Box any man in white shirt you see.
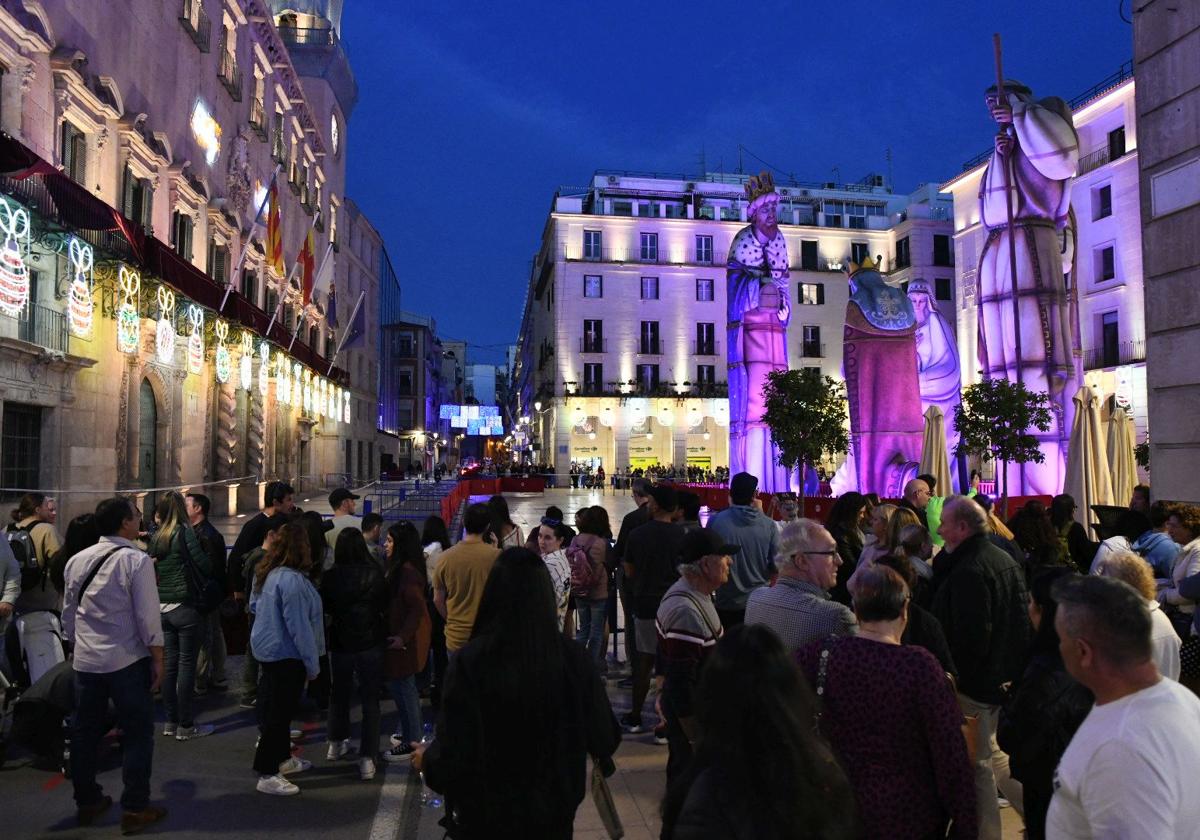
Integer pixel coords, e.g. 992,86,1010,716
325,487,362,552
1048,574,1200,839
62,496,167,834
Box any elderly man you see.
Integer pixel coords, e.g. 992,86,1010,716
656,528,736,782
1048,574,1200,838
899,477,932,530
933,495,1031,840
745,519,856,654
63,496,166,834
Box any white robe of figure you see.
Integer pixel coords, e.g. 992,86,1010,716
978,91,1079,496
911,291,962,479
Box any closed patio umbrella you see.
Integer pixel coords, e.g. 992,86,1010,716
919,405,953,498
1064,386,1114,530
1106,404,1136,508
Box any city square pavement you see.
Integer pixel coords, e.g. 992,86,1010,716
3,488,1018,838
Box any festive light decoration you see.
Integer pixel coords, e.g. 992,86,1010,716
258,341,270,397
275,352,291,405
239,332,253,391
214,321,231,384
658,406,675,427
0,196,31,317
292,363,302,412
189,99,222,166
67,238,94,337
713,400,730,427
600,407,614,427
155,287,176,364
116,266,141,353
186,304,204,374
302,369,313,413
342,388,351,424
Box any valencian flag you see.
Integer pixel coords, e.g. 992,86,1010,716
298,228,316,305
265,181,285,276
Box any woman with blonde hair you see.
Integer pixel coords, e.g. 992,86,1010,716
1095,549,1180,680
857,503,899,567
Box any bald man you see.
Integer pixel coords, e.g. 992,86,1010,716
899,478,931,530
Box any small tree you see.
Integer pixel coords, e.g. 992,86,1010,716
954,378,1053,507
1135,438,1150,473
762,368,850,506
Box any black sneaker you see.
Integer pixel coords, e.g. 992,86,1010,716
618,713,644,734
382,743,415,763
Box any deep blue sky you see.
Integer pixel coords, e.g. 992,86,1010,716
341,1,1132,365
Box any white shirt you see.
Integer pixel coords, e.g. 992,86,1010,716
1148,600,1181,681
542,549,571,631
1047,678,1200,839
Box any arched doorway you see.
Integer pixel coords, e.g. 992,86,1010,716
139,378,158,510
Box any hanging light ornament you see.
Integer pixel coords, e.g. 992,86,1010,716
0,197,31,317
302,369,313,413
116,266,141,353
257,341,270,397
214,320,231,384
713,399,730,427
599,406,614,427
275,352,291,405
239,331,253,391
342,388,351,424
658,406,675,427
67,238,94,337
155,287,176,364
186,304,205,375
292,362,302,411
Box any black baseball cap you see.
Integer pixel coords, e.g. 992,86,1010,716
680,528,739,565
328,488,360,509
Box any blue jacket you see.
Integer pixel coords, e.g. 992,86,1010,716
1133,529,1180,579
250,566,325,676
708,505,780,611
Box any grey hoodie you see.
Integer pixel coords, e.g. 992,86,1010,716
708,505,780,611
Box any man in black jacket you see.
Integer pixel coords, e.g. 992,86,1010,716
933,495,1032,840
186,493,227,693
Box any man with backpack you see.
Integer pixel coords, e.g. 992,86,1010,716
10,493,63,615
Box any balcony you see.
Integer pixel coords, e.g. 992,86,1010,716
1078,145,1132,176
179,0,211,52
693,340,720,356
218,52,243,101
249,99,267,140
563,244,684,265
579,338,607,354
276,26,337,46
15,303,68,353
637,340,663,355
1084,339,1145,371
800,342,825,359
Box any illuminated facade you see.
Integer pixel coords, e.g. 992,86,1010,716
513,171,954,474
0,0,373,519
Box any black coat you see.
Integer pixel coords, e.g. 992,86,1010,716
319,556,388,653
828,524,864,606
931,533,1032,704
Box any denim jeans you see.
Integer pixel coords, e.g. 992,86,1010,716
387,675,422,744
72,657,155,811
575,597,607,667
328,646,384,759
162,605,203,727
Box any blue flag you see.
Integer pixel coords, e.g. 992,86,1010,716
334,290,367,356
326,281,338,329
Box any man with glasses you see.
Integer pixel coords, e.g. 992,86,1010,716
744,519,856,655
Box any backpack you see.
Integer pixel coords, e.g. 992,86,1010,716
567,542,600,592
8,522,42,591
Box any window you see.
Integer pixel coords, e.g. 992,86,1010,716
271,110,286,162
801,325,822,358
397,368,413,396
696,278,714,302
823,200,843,227
265,288,278,319
637,202,655,218
250,73,266,136
639,321,660,354
170,211,194,261
61,121,87,183
695,235,713,264
206,238,229,284
398,405,414,430
583,229,602,260
798,283,825,305
583,275,602,298
583,363,603,395
696,322,716,355
1101,311,1120,367
800,240,819,271
935,278,953,301
850,242,870,265
241,269,258,305
895,236,911,268
1108,126,1126,161
639,232,658,262
636,363,660,392
121,166,153,229
1,403,41,495
583,319,604,353
397,331,414,356
933,234,954,267
613,201,632,216
696,364,715,388
847,202,868,229
640,276,659,300
1097,245,1116,281
1094,184,1112,220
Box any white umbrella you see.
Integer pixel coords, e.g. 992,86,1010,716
1106,404,1136,508
919,405,953,498
1064,386,1114,530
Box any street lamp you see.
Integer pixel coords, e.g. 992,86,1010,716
534,400,542,412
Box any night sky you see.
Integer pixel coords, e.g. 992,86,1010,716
341,0,1133,365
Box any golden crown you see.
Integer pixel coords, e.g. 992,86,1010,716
744,171,777,206
847,255,877,276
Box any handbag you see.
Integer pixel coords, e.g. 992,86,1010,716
179,529,224,613
591,762,624,840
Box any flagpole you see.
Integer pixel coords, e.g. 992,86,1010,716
327,289,365,375
264,209,323,340
220,163,281,314
287,306,305,353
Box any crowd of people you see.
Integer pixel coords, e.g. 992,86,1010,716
5,471,1200,838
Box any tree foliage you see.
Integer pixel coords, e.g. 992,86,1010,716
762,369,850,487
954,379,1053,498
1135,438,1150,472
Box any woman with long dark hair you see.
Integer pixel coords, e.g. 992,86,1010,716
420,517,451,707
663,623,858,839
416,548,619,839
421,515,451,581
826,492,868,604
568,507,611,668
998,567,1093,839
486,495,524,549
49,513,100,594
381,522,431,762
149,491,212,741
1050,494,1096,572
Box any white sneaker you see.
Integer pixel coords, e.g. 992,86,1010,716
176,724,215,741
257,774,300,796
290,728,303,741
359,758,376,781
278,757,312,776
162,723,178,737
326,738,351,760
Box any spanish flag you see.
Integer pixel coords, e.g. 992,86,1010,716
265,182,284,276
298,227,316,305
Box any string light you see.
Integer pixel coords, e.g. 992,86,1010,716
342,388,351,424
275,351,291,405
258,341,270,397
214,320,231,384
0,196,30,317
186,304,204,374
116,266,141,353
67,238,94,337
239,331,253,391
292,362,302,412
155,287,176,364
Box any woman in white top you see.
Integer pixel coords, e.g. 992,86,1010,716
1089,511,1153,575
1095,549,1181,680
486,495,524,549
1157,505,1200,629
857,503,897,567
420,515,451,586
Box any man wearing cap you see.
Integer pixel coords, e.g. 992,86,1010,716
745,519,856,655
707,472,780,629
325,488,362,553
621,484,685,735
656,528,736,781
